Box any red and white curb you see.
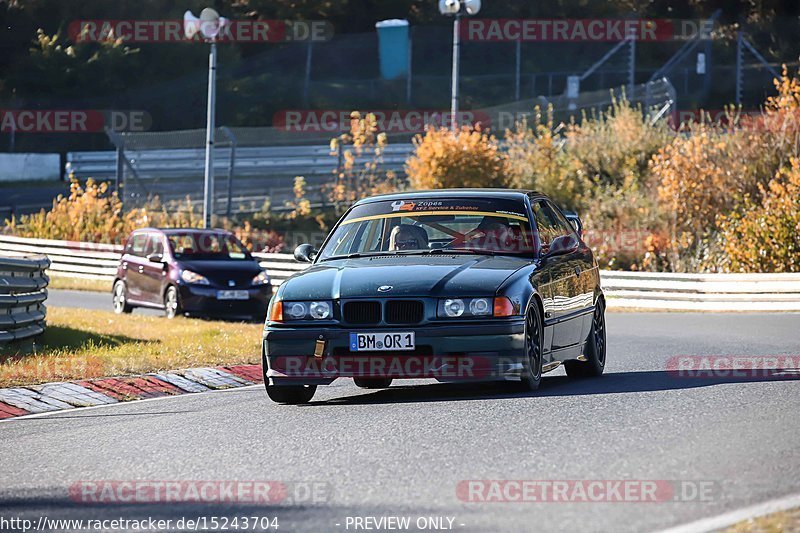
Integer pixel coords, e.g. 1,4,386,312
0,364,262,420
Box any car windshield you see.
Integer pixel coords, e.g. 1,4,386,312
167,232,251,261
318,198,535,261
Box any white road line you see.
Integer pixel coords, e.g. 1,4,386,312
657,492,800,533
0,384,263,423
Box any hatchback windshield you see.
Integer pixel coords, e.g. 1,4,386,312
318,198,535,260
167,232,251,261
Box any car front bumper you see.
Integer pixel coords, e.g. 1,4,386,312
263,320,527,385
178,284,272,319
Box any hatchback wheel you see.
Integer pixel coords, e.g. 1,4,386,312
112,280,133,314
354,378,393,389
164,286,181,319
518,304,543,391
565,299,606,378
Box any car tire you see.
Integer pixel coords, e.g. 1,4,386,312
518,303,544,391
164,286,181,319
265,384,317,404
112,280,133,314
565,299,606,378
353,378,393,389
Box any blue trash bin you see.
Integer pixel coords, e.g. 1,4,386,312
375,19,410,80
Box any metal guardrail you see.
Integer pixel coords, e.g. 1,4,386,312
2,235,800,311
0,254,50,343
0,235,306,287
66,145,413,182
601,270,800,311
66,143,414,215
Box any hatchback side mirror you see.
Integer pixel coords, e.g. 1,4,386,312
294,243,317,263
147,253,164,263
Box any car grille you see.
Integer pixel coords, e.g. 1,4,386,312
343,301,381,324
385,300,424,324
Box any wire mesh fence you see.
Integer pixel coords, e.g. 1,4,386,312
70,78,677,217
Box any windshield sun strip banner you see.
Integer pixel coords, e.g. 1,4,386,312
340,210,530,226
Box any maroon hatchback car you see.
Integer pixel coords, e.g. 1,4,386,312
112,228,272,320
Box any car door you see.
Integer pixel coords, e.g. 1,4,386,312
140,233,167,305
531,200,582,351
122,232,150,303
548,202,597,342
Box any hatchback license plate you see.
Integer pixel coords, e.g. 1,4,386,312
216,290,249,300
350,332,415,352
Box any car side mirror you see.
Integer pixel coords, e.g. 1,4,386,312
563,210,583,238
547,235,579,257
294,243,317,263
147,253,164,263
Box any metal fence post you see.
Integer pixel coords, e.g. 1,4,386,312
303,42,313,108
220,126,237,219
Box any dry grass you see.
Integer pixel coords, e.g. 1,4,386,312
726,508,800,533
47,275,113,293
0,307,262,387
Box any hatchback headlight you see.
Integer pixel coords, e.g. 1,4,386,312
180,269,210,285
251,270,270,285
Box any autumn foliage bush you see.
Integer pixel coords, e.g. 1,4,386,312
406,125,510,190
8,67,800,273
328,112,401,216
4,178,286,252
4,178,200,244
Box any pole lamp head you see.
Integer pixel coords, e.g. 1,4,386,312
184,8,228,41
464,0,481,15
438,0,460,16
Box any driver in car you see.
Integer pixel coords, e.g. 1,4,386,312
389,224,429,251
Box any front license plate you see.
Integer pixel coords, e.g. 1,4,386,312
350,332,415,352
216,290,249,300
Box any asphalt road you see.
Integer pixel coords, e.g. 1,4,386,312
48,289,161,316
1,313,799,532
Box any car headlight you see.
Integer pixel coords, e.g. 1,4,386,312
469,297,492,316
309,301,331,319
251,270,270,286
180,269,210,285
271,300,334,322
437,297,513,318
442,298,465,317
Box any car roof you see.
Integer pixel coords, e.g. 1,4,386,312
354,188,546,205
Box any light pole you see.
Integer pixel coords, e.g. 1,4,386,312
184,8,228,228
439,0,481,132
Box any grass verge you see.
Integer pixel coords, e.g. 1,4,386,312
47,275,113,293
726,507,800,532
0,307,263,388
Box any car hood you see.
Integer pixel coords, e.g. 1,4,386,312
179,259,263,284
279,254,532,300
